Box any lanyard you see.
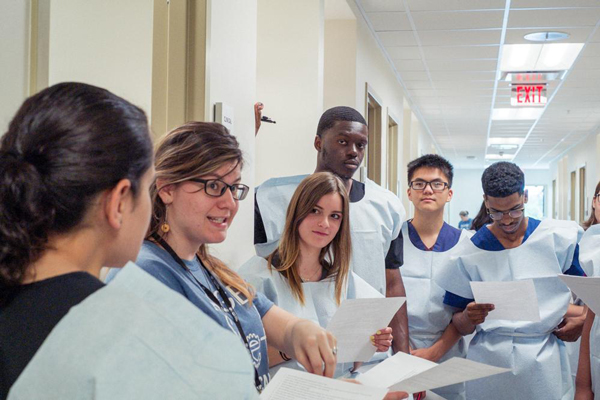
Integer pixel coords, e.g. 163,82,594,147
151,234,263,392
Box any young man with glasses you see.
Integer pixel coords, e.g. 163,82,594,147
437,161,586,400
254,106,409,354
402,154,471,400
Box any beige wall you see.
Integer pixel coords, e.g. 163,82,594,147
255,0,325,185
48,0,154,119
549,132,600,222
324,19,357,110
204,0,258,269
0,1,30,131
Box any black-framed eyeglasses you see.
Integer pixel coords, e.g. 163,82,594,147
488,207,525,221
409,180,449,192
189,178,250,201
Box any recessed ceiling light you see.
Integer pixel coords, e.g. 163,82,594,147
524,31,570,42
492,108,544,121
500,43,584,72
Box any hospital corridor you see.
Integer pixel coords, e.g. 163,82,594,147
2,1,600,399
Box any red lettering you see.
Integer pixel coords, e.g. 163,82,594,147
517,86,523,103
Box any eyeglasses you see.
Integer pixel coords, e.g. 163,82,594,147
189,178,250,201
487,207,525,221
409,180,449,192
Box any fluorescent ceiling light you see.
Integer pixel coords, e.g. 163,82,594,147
500,43,584,72
488,137,525,145
489,144,519,151
485,154,513,160
492,108,544,121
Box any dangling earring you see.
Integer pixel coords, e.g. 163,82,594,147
161,208,170,233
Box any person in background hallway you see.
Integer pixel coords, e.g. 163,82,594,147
402,155,471,400
107,122,338,393
457,211,472,230
254,106,410,354
437,161,586,400
574,181,600,400
470,201,491,231
240,173,396,380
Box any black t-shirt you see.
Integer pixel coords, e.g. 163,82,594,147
254,178,403,268
0,272,104,399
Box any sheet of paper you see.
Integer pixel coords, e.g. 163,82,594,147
357,352,437,389
260,368,388,400
470,280,541,322
389,357,510,393
560,275,600,315
326,297,406,363
357,353,509,394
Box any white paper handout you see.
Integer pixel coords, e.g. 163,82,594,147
260,368,388,400
357,352,510,394
470,280,541,322
559,275,600,315
326,297,406,363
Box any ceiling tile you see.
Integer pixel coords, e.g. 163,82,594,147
360,0,405,12
411,10,505,30
421,45,500,59
386,46,422,59
511,0,600,8
377,30,417,46
508,8,600,28
406,0,505,11
393,59,426,70
367,12,411,31
418,29,502,46
426,58,498,71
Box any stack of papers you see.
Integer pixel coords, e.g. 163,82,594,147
357,352,510,394
326,297,405,363
260,368,387,400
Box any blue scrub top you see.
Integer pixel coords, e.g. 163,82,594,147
407,220,462,252
444,217,585,309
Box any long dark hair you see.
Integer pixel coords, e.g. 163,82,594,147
582,181,600,230
471,200,491,231
0,82,153,291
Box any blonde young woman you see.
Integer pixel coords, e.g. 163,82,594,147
107,122,338,393
239,172,394,378
575,182,600,400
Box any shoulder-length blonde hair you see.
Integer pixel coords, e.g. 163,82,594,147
583,181,600,230
268,172,351,305
149,122,254,303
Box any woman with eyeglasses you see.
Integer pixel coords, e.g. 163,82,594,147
574,183,600,400
436,162,586,400
107,122,337,393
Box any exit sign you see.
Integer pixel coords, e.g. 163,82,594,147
511,84,547,107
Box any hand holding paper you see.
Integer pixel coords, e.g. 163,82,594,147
326,298,406,363
470,280,541,322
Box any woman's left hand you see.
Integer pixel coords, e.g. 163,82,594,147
289,319,337,377
371,327,393,352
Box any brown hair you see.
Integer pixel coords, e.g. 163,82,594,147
582,181,600,230
149,122,253,303
268,172,351,305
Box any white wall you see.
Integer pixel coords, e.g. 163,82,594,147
255,0,325,185
324,18,357,110
48,0,154,118
549,132,600,223
204,0,258,270
448,167,552,228
0,1,29,131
